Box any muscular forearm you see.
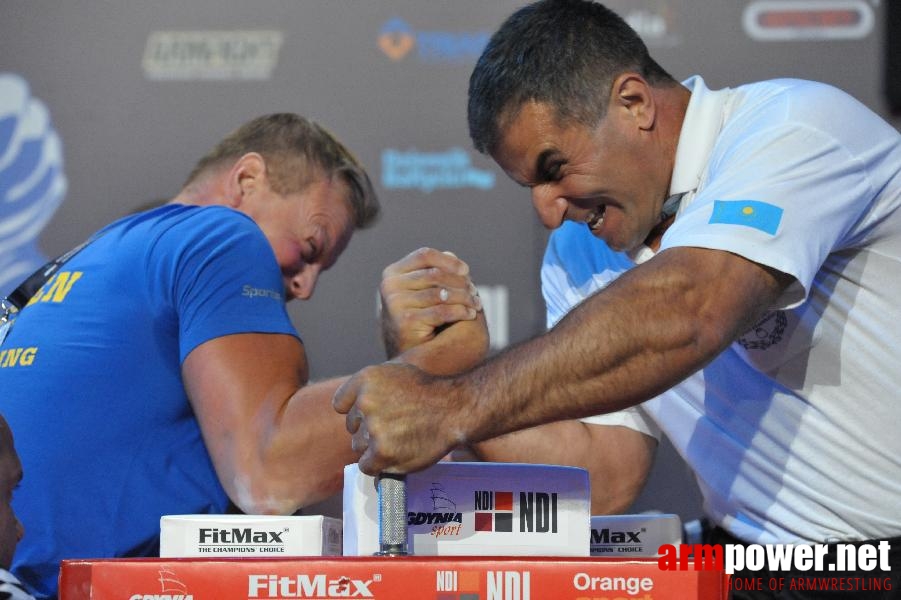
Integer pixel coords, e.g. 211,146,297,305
239,314,488,513
333,247,792,476
458,248,788,446
236,377,356,513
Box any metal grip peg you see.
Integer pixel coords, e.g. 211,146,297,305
376,473,409,556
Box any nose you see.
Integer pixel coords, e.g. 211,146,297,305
531,185,568,230
287,264,322,301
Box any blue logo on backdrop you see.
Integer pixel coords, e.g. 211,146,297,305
0,73,67,297
377,18,490,64
381,147,496,194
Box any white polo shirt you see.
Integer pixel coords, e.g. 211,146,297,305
541,76,901,544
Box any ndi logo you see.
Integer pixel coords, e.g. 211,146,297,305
436,570,480,596
474,491,558,534
381,147,495,193
488,571,531,600
474,490,514,532
377,18,490,64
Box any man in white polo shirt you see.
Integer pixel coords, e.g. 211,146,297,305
335,1,901,597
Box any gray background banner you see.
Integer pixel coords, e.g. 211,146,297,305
2,0,897,522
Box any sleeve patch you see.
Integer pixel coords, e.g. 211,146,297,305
708,199,783,235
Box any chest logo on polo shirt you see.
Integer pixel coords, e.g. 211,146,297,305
738,310,787,350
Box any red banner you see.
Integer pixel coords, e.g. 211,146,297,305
60,556,726,599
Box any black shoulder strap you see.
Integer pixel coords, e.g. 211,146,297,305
3,236,98,311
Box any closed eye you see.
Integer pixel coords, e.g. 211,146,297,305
302,238,320,263
535,149,565,183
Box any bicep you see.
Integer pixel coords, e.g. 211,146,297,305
181,333,307,491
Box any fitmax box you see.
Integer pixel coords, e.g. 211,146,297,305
590,513,682,557
343,461,590,556
160,514,342,558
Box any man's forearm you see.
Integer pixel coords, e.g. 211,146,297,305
456,248,785,446
333,247,790,476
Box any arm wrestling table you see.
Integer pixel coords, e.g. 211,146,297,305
59,555,726,599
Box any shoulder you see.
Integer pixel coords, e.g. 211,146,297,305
727,78,877,136
126,205,266,257
150,204,258,237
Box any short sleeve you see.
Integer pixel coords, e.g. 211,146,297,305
148,207,298,362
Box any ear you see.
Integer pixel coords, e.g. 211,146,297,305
225,152,267,208
610,73,655,131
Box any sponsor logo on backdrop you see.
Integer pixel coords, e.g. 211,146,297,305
381,147,495,194
743,0,874,41
142,30,283,80
377,18,490,64
474,490,558,534
0,73,67,298
127,568,194,600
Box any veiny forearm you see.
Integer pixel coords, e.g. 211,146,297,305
458,247,787,446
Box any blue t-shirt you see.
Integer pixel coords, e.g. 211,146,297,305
2,204,298,599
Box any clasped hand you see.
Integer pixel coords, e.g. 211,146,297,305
333,247,486,475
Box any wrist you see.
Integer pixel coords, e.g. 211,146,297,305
440,372,481,449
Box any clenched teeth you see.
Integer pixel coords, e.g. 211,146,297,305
586,207,605,231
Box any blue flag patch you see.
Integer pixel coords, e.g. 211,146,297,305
709,200,783,235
